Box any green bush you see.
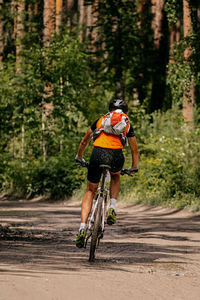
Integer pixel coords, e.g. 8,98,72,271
2,152,87,199
120,107,200,211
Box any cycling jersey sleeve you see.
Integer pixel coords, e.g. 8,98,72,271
127,124,135,137
91,119,99,131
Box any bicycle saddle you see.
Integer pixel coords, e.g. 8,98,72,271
99,164,111,169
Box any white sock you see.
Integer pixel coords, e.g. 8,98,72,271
79,223,86,231
109,198,117,210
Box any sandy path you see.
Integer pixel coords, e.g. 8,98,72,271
0,200,200,300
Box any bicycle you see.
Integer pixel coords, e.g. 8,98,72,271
80,163,132,262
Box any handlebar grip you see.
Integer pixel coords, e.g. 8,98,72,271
121,169,132,176
83,161,89,168
75,158,89,168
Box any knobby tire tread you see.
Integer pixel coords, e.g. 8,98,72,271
89,198,102,262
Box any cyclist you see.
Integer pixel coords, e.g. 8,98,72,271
75,99,138,248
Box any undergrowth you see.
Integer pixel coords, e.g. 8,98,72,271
120,106,200,212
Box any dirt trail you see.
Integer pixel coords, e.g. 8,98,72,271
0,199,200,300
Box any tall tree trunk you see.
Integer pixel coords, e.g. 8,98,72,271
151,0,165,49
86,3,92,36
176,19,181,42
0,0,4,61
136,0,151,105
21,123,25,160
43,0,55,46
183,0,194,124
12,0,17,41
169,19,181,62
34,2,38,15
56,0,62,34
114,19,123,99
28,4,32,33
79,0,84,40
91,0,98,51
41,102,47,162
198,6,200,26
16,0,25,70
16,1,25,161
150,0,168,112
137,0,146,26
43,1,55,160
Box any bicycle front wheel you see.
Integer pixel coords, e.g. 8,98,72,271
89,198,103,262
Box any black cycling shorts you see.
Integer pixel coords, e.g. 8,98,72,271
87,146,125,184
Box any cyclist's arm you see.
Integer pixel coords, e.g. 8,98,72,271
128,136,138,168
77,129,93,158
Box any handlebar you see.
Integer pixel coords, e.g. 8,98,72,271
120,169,133,176
76,160,135,177
76,160,89,168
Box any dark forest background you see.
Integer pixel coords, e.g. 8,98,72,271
0,0,200,210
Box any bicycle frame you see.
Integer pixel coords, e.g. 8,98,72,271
85,165,110,249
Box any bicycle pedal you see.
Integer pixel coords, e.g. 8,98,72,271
98,232,104,239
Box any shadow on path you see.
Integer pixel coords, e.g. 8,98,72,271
0,201,200,275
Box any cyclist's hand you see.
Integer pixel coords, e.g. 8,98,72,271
127,166,138,175
75,155,88,167
121,167,138,176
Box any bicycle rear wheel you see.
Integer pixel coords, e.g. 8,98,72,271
89,197,103,262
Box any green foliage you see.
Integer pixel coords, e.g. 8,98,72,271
3,152,87,199
1,3,200,207
121,107,200,211
166,1,200,108
0,32,104,199
167,35,196,105
164,0,182,26
88,0,147,100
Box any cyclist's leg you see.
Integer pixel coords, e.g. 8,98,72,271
81,180,98,224
107,149,124,225
80,147,102,225
76,148,102,248
110,172,120,199
76,180,98,248
106,172,120,225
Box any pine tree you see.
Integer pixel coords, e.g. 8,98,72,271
183,0,194,124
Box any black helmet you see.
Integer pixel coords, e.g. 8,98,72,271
109,99,128,114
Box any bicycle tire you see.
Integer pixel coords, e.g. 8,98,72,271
89,197,103,262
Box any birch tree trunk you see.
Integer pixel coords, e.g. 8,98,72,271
183,0,194,124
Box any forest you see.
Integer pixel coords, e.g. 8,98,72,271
0,0,200,210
